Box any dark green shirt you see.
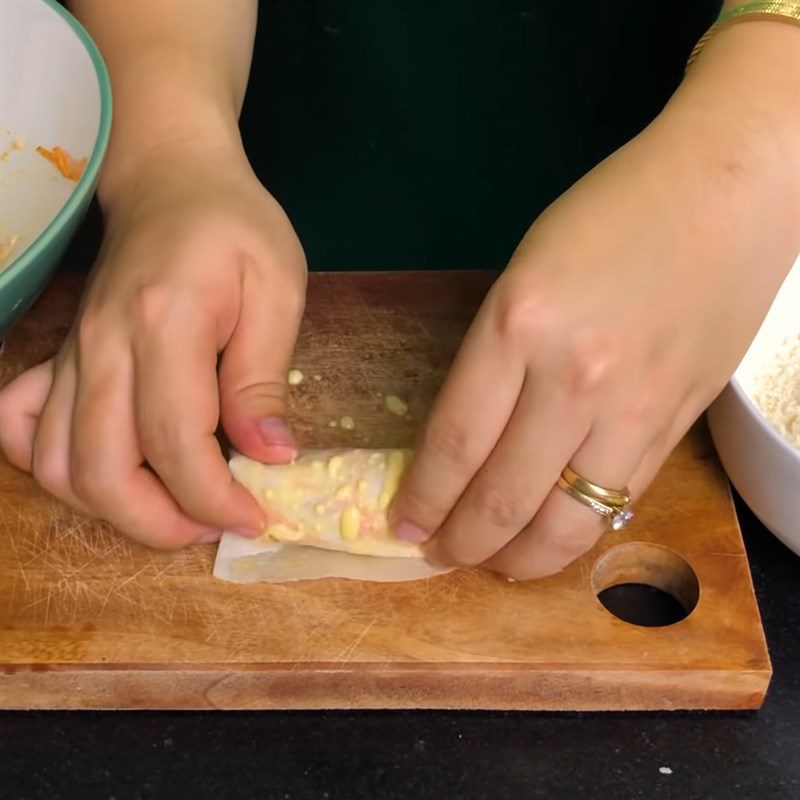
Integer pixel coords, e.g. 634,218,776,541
240,1,719,270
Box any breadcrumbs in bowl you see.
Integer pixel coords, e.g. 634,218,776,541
708,257,800,556
750,332,800,451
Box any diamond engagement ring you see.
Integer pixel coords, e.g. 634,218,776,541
556,466,634,531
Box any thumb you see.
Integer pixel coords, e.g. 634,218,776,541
218,280,303,464
0,359,55,471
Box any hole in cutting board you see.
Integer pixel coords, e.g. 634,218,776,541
597,584,689,627
591,542,700,627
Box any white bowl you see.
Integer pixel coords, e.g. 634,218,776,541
707,257,800,556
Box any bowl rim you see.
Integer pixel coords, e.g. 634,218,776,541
728,369,800,462
0,0,112,287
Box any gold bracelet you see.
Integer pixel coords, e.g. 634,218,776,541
687,2,800,71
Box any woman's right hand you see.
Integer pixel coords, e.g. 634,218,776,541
0,141,307,548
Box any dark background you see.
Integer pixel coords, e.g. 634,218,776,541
239,0,719,269
8,2,799,798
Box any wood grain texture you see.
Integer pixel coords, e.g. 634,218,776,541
0,272,771,710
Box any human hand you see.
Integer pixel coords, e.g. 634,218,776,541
391,63,798,578
0,142,307,548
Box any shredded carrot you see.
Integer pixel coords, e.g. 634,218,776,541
36,145,87,182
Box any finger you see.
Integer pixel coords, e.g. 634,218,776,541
424,374,591,567
0,360,54,471
70,345,222,548
29,352,92,515
485,405,667,580
390,302,526,543
627,391,707,500
219,263,303,463
132,298,266,534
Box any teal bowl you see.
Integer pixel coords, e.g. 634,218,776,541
0,0,111,337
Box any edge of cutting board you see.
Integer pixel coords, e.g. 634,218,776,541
0,663,771,711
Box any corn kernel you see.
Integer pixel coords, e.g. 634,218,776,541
266,523,304,542
379,449,407,510
384,394,408,416
334,484,353,501
327,454,343,478
339,505,361,541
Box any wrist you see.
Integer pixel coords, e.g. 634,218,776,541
667,20,800,160
96,47,246,211
638,19,799,232
629,20,800,285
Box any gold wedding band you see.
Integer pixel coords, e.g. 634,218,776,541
557,467,634,531
559,466,630,507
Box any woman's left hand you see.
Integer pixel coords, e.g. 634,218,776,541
390,36,799,578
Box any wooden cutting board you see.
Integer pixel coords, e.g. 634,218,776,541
0,272,770,710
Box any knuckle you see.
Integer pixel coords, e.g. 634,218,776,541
492,288,553,344
474,484,529,529
421,421,471,466
281,282,306,320
75,308,106,351
250,243,307,318
558,327,622,397
223,379,286,408
131,282,174,331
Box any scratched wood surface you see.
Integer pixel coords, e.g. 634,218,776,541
0,272,770,710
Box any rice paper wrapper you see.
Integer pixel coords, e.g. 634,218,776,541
213,531,451,584
215,448,452,583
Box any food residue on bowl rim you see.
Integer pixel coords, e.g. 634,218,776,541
0,134,24,162
1,140,89,271
36,145,87,182
749,331,800,450
0,233,22,270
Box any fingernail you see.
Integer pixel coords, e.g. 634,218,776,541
230,525,262,538
394,521,429,543
259,417,296,447
197,531,222,544
261,444,298,464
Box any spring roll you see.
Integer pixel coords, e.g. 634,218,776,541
228,449,421,558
